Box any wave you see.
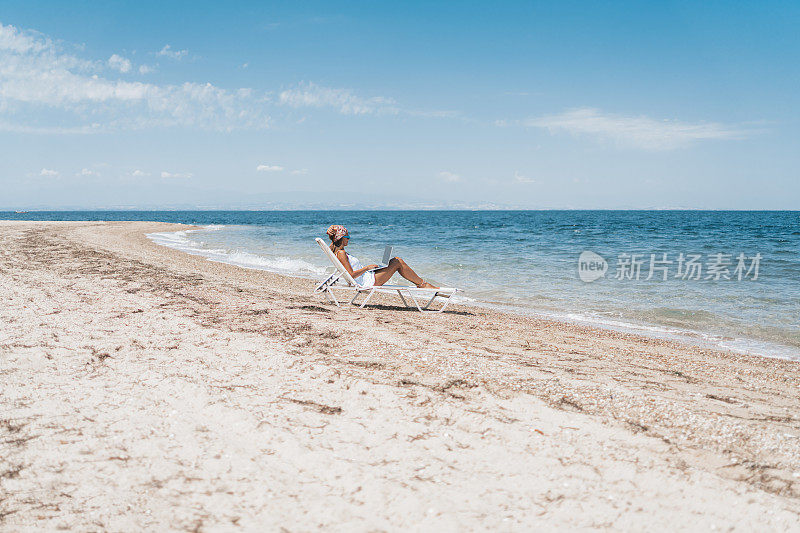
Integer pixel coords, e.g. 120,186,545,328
147,228,326,277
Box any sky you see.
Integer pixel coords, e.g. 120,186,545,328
1,0,799,209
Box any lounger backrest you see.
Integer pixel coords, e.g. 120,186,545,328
315,238,360,287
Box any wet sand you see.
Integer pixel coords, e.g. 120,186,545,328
1,220,799,530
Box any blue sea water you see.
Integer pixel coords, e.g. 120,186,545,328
4,210,799,360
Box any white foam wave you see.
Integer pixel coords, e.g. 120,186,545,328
148,230,198,249
147,229,326,277
215,250,325,275
549,312,798,360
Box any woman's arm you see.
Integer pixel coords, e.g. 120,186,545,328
335,250,377,278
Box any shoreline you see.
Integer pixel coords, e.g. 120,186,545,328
2,220,799,529
146,223,800,363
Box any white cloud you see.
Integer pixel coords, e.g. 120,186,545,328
39,168,58,177
0,23,458,134
157,45,188,60
291,168,309,175
107,54,131,73
0,23,270,132
161,171,192,179
407,109,461,119
1,23,52,55
77,168,99,177
0,121,100,134
257,164,284,172
279,81,399,115
525,108,747,150
278,82,458,119
514,171,534,183
439,171,460,183
131,169,149,177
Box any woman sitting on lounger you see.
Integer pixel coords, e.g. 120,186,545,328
326,225,438,289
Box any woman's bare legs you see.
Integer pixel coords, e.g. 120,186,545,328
373,257,438,288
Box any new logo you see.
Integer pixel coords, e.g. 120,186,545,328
578,251,608,282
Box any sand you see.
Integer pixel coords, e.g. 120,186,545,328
1,220,799,531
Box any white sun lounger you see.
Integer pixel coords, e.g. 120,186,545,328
312,238,460,313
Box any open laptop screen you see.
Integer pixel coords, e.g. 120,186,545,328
381,246,393,266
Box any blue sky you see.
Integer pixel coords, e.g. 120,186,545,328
1,0,798,209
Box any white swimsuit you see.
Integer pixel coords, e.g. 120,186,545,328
346,252,375,288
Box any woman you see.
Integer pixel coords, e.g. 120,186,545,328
326,225,438,289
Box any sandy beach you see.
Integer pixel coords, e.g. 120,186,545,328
1,220,799,530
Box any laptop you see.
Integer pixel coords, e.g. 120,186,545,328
369,246,394,270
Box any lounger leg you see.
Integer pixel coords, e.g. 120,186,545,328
412,291,454,313
359,289,375,308
405,290,425,312
435,295,452,313
349,290,362,305
324,287,340,307
396,289,409,308
421,292,439,310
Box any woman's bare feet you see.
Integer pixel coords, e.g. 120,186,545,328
416,281,439,289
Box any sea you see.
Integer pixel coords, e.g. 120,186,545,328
4,210,798,361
